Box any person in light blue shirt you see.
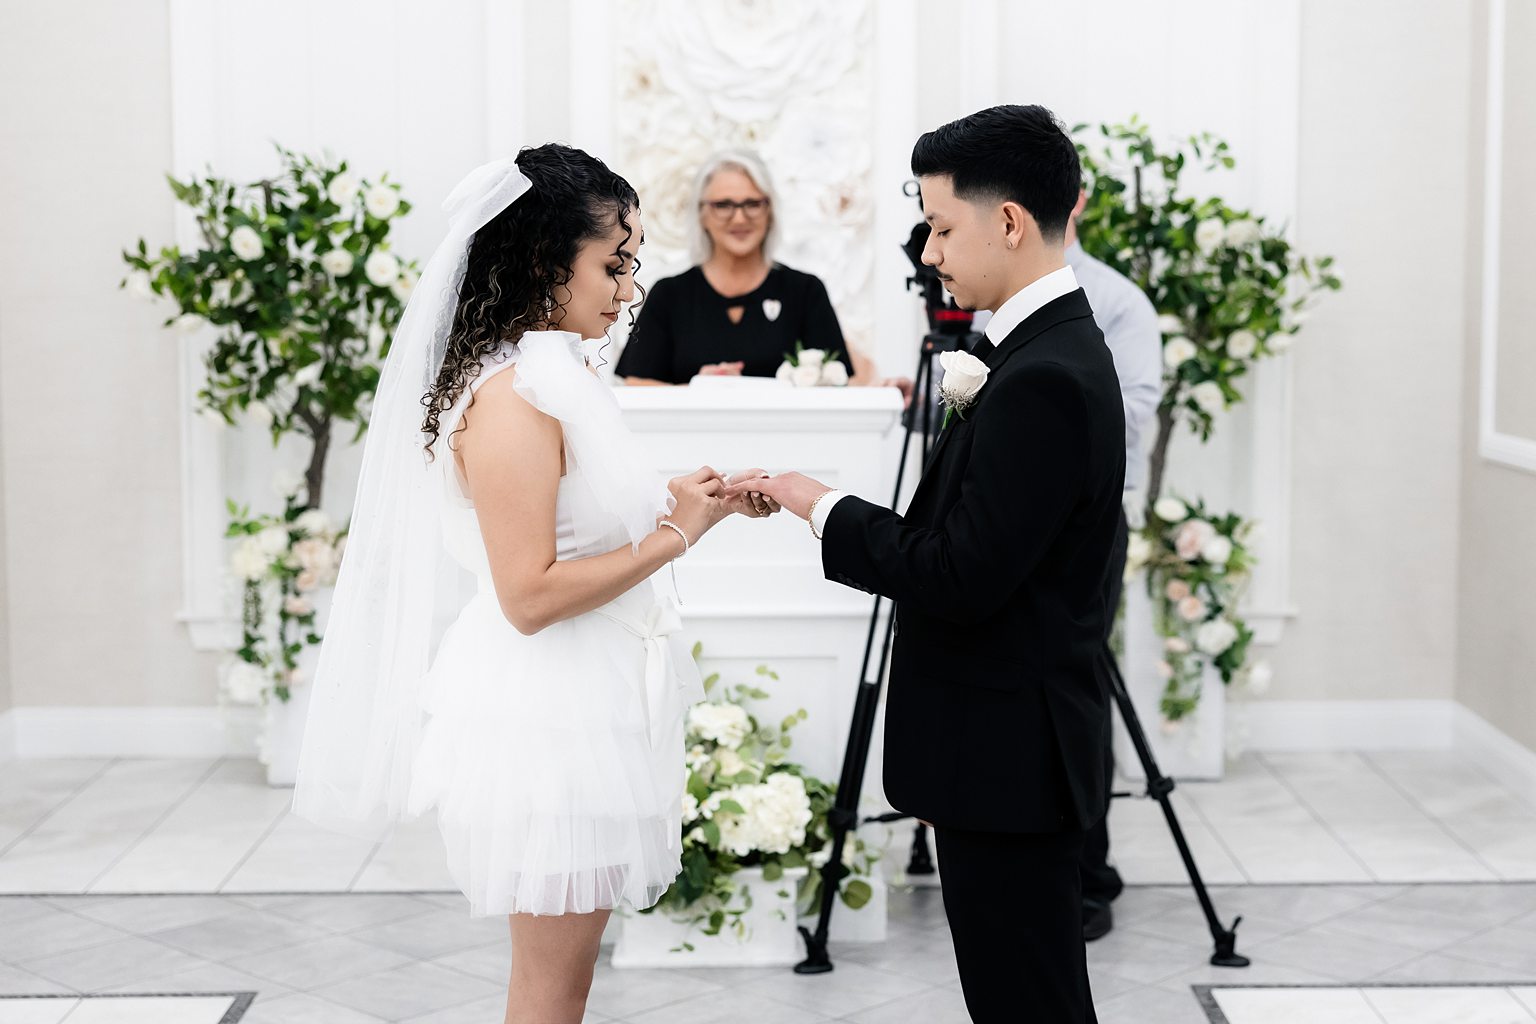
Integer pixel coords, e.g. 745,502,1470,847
1065,189,1162,941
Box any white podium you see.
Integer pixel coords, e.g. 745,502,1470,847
613,382,905,791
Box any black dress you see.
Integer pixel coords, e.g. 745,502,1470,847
614,264,847,384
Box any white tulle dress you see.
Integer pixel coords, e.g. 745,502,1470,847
406,330,703,918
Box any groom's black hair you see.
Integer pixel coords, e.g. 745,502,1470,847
911,104,1080,243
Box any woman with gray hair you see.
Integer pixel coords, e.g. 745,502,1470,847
615,150,853,385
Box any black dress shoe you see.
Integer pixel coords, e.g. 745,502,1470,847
1082,899,1113,942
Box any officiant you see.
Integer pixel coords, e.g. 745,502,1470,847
615,150,905,393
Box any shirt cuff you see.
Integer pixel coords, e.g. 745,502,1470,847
812,490,850,539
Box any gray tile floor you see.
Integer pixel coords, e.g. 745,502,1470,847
3,750,1536,1021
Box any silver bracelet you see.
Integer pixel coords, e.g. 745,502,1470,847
657,519,690,556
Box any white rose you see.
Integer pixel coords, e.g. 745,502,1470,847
295,509,332,536
197,407,227,430
775,360,795,384
292,362,323,389
1201,535,1233,566
364,184,400,219
295,569,320,592
1225,219,1261,248
271,468,305,499
818,360,849,387
320,249,354,277
681,791,701,824
715,747,749,778
172,313,205,335
1156,313,1183,336
1163,336,1197,370
937,350,990,407
1268,333,1294,354
230,539,270,581
1226,330,1258,360
230,226,265,261
1196,618,1240,656
1190,380,1225,414
125,270,154,301
791,363,822,388
798,348,827,369
221,659,269,705
1154,497,1188,523
1125,533,1152,574
283,595,314,617
230,277,254,305
1165,635,1192,654
390,269,417,302
1194,218,1226,254
246,401,274,427
1245,661,1273,696
328,172,360,207
1177,595,1208,622
364,251,399,287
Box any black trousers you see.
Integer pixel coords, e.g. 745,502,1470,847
1080,511,1128,905
936,826,1098,1023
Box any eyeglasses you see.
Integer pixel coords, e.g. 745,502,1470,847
701,198,770,221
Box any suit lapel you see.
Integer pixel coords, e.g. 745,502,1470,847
906,289,1096,513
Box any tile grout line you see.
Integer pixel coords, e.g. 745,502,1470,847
1254,753,1379,882
1360,751,1506,882
213,801,296,893
82,759,227,894
346,835,390,893
0,759,118,859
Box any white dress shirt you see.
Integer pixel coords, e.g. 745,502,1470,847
809,266,1081,539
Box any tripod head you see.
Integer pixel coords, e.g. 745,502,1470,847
901,222,977,340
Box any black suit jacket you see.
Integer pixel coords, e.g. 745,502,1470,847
822,288,1125,833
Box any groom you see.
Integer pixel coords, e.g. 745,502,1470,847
729,105,1123,1022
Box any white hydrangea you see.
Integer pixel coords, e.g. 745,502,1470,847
365,184,401,219
221,658,269,704
1226,330,1258,360
1196,618,1240,656
688,702,751,749
230,539,270,581
255,525,291,558
295,509,333,537
230,226,265,261
1162,336,1197,370
365,250,399,287
707,773,813,857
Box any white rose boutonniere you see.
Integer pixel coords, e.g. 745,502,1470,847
937,350,990,427
777,343,848,387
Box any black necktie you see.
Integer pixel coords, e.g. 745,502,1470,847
969,335,995,362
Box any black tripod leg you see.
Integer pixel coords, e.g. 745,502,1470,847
1103,645,1250,967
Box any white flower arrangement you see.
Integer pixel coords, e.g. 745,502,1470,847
647,652,879,952
219,491,347,707
1125,495,1268,721
936,349,990,427
775,343,849,388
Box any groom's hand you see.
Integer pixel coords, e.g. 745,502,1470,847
724,471,831,521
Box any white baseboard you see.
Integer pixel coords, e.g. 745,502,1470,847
1236,699,1458,751
5,706,259,759
1453,703,1536,804
3,700,1532,774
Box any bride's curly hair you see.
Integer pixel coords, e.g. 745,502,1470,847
421,143,643,456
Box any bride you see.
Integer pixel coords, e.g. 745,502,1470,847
293,143,778,1023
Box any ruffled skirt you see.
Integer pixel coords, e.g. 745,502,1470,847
408,587,696,917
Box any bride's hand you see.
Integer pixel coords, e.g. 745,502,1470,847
665,466,730,544
724,469,781,519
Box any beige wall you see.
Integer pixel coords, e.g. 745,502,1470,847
0,1,216,707
1266,0,1472,701
1456,0,1536,752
